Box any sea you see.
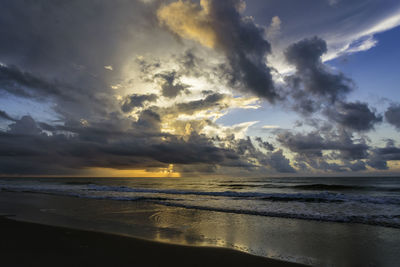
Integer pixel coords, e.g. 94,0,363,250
1,176,400,266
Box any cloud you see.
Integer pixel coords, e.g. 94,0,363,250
262,125,280,129
157,0,217,48
385,103,400,129
266,16,282,40
285,37,353,105
0,110,16,122
0,108,293,175
222,136,295,173
267,149,296,173
325,101,382,131
326,10,400,60
0,64,70,100
277,128,370,172
283,37,382,133
121,94,158,113
158,0,278,101
174,93,227,115
0,115,247,174
367,140,400,170
255,137,275,151
255,0,400,71
8,116,42,135
155,71,190,98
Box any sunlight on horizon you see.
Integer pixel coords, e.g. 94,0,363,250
86,165,181,178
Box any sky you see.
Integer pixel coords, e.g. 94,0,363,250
0,0,400,177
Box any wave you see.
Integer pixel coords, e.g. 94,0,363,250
291,184,400,192
218,182,400,192
1,183,400,228
2,183,400,205
85,184,400,205
154,201,400,229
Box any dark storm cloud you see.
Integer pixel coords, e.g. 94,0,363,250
208,0,277,101
325,101,382,131
0,110,16,121
0,0,170,123
0,115,248,175
158,0,278,101
0,65,72,100
385,104,400,130
0,111,295,175
121,94,158,113
0,0,160,78
283,37,384,135
284,37,354,114
0,60,118,127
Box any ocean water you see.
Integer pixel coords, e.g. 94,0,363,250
1,176,400,266
1,176,400,228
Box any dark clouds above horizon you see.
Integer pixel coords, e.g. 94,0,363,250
0,0,400,176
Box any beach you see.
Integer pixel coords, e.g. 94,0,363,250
0,216,303,267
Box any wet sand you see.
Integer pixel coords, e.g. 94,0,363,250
0,216,305,267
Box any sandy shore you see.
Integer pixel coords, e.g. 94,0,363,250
0,216,305,267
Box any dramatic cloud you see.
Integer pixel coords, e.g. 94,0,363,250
0,0,399,176
0,115,238,174
0,114,295,175
283,37,382,134
158,0,277,101
285,37,353,108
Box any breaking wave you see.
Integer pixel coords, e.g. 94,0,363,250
1,182,400,228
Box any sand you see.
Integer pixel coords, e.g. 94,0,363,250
0,217,306,267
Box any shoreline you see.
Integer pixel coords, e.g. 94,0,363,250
0,216,305,267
